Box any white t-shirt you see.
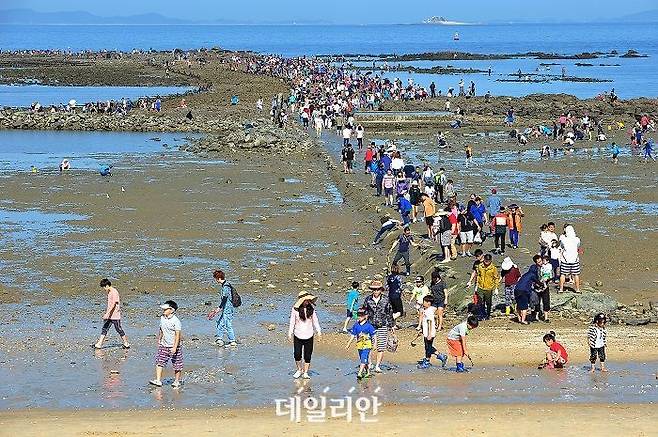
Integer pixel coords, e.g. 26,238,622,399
411,285,430,304
391,158,404,171
559,234,581,264
421,306,437,338
541,231,558,247
356,127,364,139
342,128,352,139
447,321,469,340
160,314,182,347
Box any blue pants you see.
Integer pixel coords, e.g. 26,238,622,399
216,310,235,342
509,229,519,247
358,349,371,364
401,211,411,225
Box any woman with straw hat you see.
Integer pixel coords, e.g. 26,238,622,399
363,280,394,373
287,291,322,380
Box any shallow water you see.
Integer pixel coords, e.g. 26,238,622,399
0,84,192,108
0,129,201,172
1,296,656,410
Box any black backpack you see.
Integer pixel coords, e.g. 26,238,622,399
439,215,451,232
225,282,242,308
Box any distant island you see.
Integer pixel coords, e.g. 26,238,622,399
422,16,469,25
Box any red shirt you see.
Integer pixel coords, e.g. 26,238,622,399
503,266,521,287
449,214,458,235
365,149,374,161
550,342,568,362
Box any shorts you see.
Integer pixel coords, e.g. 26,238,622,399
375,327,389,352
384,187,393,196
560,261,581,275
459,230,474,243
447,338,464,357
346,160,353,169
155,344,184,371
514,288,530,311
346,309,356,319
358,348,371,364
440,230,451,247
425,216,434,227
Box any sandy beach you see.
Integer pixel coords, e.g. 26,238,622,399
2,404,657,437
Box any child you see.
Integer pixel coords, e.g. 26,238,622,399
445,315,479,372
540,255,553,285
409,276,430,313
588,313,608,372
541,331,568,369
345,308,376,380
549,239,560,283
416,295,447,369
500,257,521,316
342,281,360,332
93,278,130,349
150,300,183,388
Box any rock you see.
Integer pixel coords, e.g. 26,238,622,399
625,317,651,326
368,257,374,265
649,300,658,311
267,324,276,331
248,279,261,283
204,301,212,306
594,280,603,287
326,282,333,287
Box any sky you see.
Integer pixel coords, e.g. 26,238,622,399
1,0,657,24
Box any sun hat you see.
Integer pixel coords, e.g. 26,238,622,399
293,291,317,309
501,257,515,271
160,300,178,311
368,280,384,290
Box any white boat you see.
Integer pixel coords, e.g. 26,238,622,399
453,32,460,41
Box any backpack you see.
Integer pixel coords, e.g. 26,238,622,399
439,215,451,233
225,282,242,308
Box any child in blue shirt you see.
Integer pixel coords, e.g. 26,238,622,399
342,281,360,332
345,308,376,380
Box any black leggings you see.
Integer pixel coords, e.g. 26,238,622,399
101,319,125,337
424,337,436,359
293,336,314,363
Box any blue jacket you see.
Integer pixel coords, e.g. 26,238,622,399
398,197,412,214
470,203,486,224
485,195,502,217
516,264,540,292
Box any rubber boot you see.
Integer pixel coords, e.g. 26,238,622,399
505,306,511,316
456,362,465,373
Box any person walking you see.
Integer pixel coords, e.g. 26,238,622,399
212,270,237,347
388,226,418,276
475,254,500,319
93,278,130,350
506,204,524,249
363,280,395,373
288,291,321,379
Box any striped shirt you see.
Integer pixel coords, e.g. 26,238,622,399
588,325,606,348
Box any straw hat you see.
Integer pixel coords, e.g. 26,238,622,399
501,257,515,271
368,280,384,290
293,291,317,309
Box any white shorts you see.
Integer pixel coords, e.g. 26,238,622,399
460,230,474,243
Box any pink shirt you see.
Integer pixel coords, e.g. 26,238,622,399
288,307,321,340
105,288,121,320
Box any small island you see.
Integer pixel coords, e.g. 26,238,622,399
422,16,468,25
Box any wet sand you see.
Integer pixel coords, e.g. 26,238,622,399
2,404,657,437
1,51,657,433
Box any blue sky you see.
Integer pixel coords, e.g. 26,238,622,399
2,0,656,23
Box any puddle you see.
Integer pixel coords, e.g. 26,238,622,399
0,209,89,243
0,130,202,172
